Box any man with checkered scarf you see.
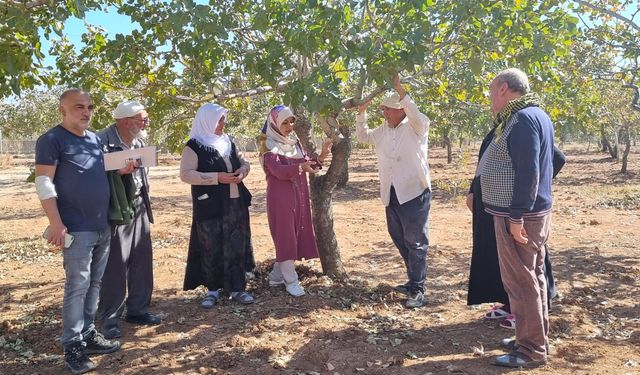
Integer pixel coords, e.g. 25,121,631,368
480,68,555,369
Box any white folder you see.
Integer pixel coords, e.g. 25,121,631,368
103,146,158,171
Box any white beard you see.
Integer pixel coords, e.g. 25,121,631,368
135,129,149,140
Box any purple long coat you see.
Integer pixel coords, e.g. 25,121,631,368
263,152,319,262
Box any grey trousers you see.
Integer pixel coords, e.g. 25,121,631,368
494,214,551,361
98,197,153,329
60,228,110,348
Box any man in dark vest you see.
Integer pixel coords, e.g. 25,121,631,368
480,68,555,368
98,100,161,339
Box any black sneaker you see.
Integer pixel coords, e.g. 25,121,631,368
393,283,410,295
64,342,96,374
101,325,122,340
84,329,121,355
124,312,162,326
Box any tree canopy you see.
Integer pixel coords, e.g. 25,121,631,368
3,1,581,145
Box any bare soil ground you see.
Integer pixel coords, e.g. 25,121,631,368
0,145,638,375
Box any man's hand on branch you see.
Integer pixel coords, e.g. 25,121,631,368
357,100,371,114
392,73,406,100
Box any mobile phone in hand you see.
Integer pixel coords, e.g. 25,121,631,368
43,226,74,248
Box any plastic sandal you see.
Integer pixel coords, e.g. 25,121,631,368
499,314,516,329
201,294,218,309
499,338,517,351
231,291,255,305
485,304,510,319
493,351,546,368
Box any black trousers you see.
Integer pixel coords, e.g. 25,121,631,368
98,197,153,329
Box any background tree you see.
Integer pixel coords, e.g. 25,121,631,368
572,3,639,104
0,0,120,97
0,87,62,139
566,0,640,170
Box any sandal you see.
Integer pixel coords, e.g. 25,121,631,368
499,338,518,351
493,351,546,368
201,295,218,309
231,291,255,305
499,314,516,329
485,304,510,319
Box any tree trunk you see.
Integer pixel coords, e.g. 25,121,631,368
294,108,348,279
309,122,350,279
600,124,610,153
600,124,618,159
293,107,316,156
309,180,344,277
621,125,631,174
444,135,452,164
336,160,349,189
335,121,351,189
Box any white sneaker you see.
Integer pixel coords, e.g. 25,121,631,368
285,282,305,297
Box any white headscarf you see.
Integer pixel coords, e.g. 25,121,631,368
262,105,303,159
189,103,231,157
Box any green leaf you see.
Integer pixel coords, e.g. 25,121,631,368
53,21,64,37
469,56,483,75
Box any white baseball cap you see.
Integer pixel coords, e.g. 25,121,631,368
113,100,145,119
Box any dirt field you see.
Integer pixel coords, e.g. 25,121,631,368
0,145,639,375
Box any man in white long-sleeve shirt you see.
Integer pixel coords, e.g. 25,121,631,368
355,74,432,308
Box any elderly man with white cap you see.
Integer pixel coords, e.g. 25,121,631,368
97,100,161,339
355,74,432,308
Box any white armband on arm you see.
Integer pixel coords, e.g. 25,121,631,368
35,175,58,200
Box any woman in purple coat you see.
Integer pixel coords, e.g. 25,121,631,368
259,105,332,297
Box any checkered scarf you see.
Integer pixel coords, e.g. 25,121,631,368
493,93,542,142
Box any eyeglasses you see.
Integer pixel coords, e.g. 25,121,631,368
129,117,150,125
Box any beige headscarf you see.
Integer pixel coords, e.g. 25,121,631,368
258,105,304,166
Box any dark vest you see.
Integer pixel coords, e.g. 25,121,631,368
187,138,252,220
97,125,154,224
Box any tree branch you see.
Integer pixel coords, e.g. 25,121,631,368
20,0,50,10
157,108,194,131
214,82,288,100
341,85,387,110
574,0,640,32
622,83,640,111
